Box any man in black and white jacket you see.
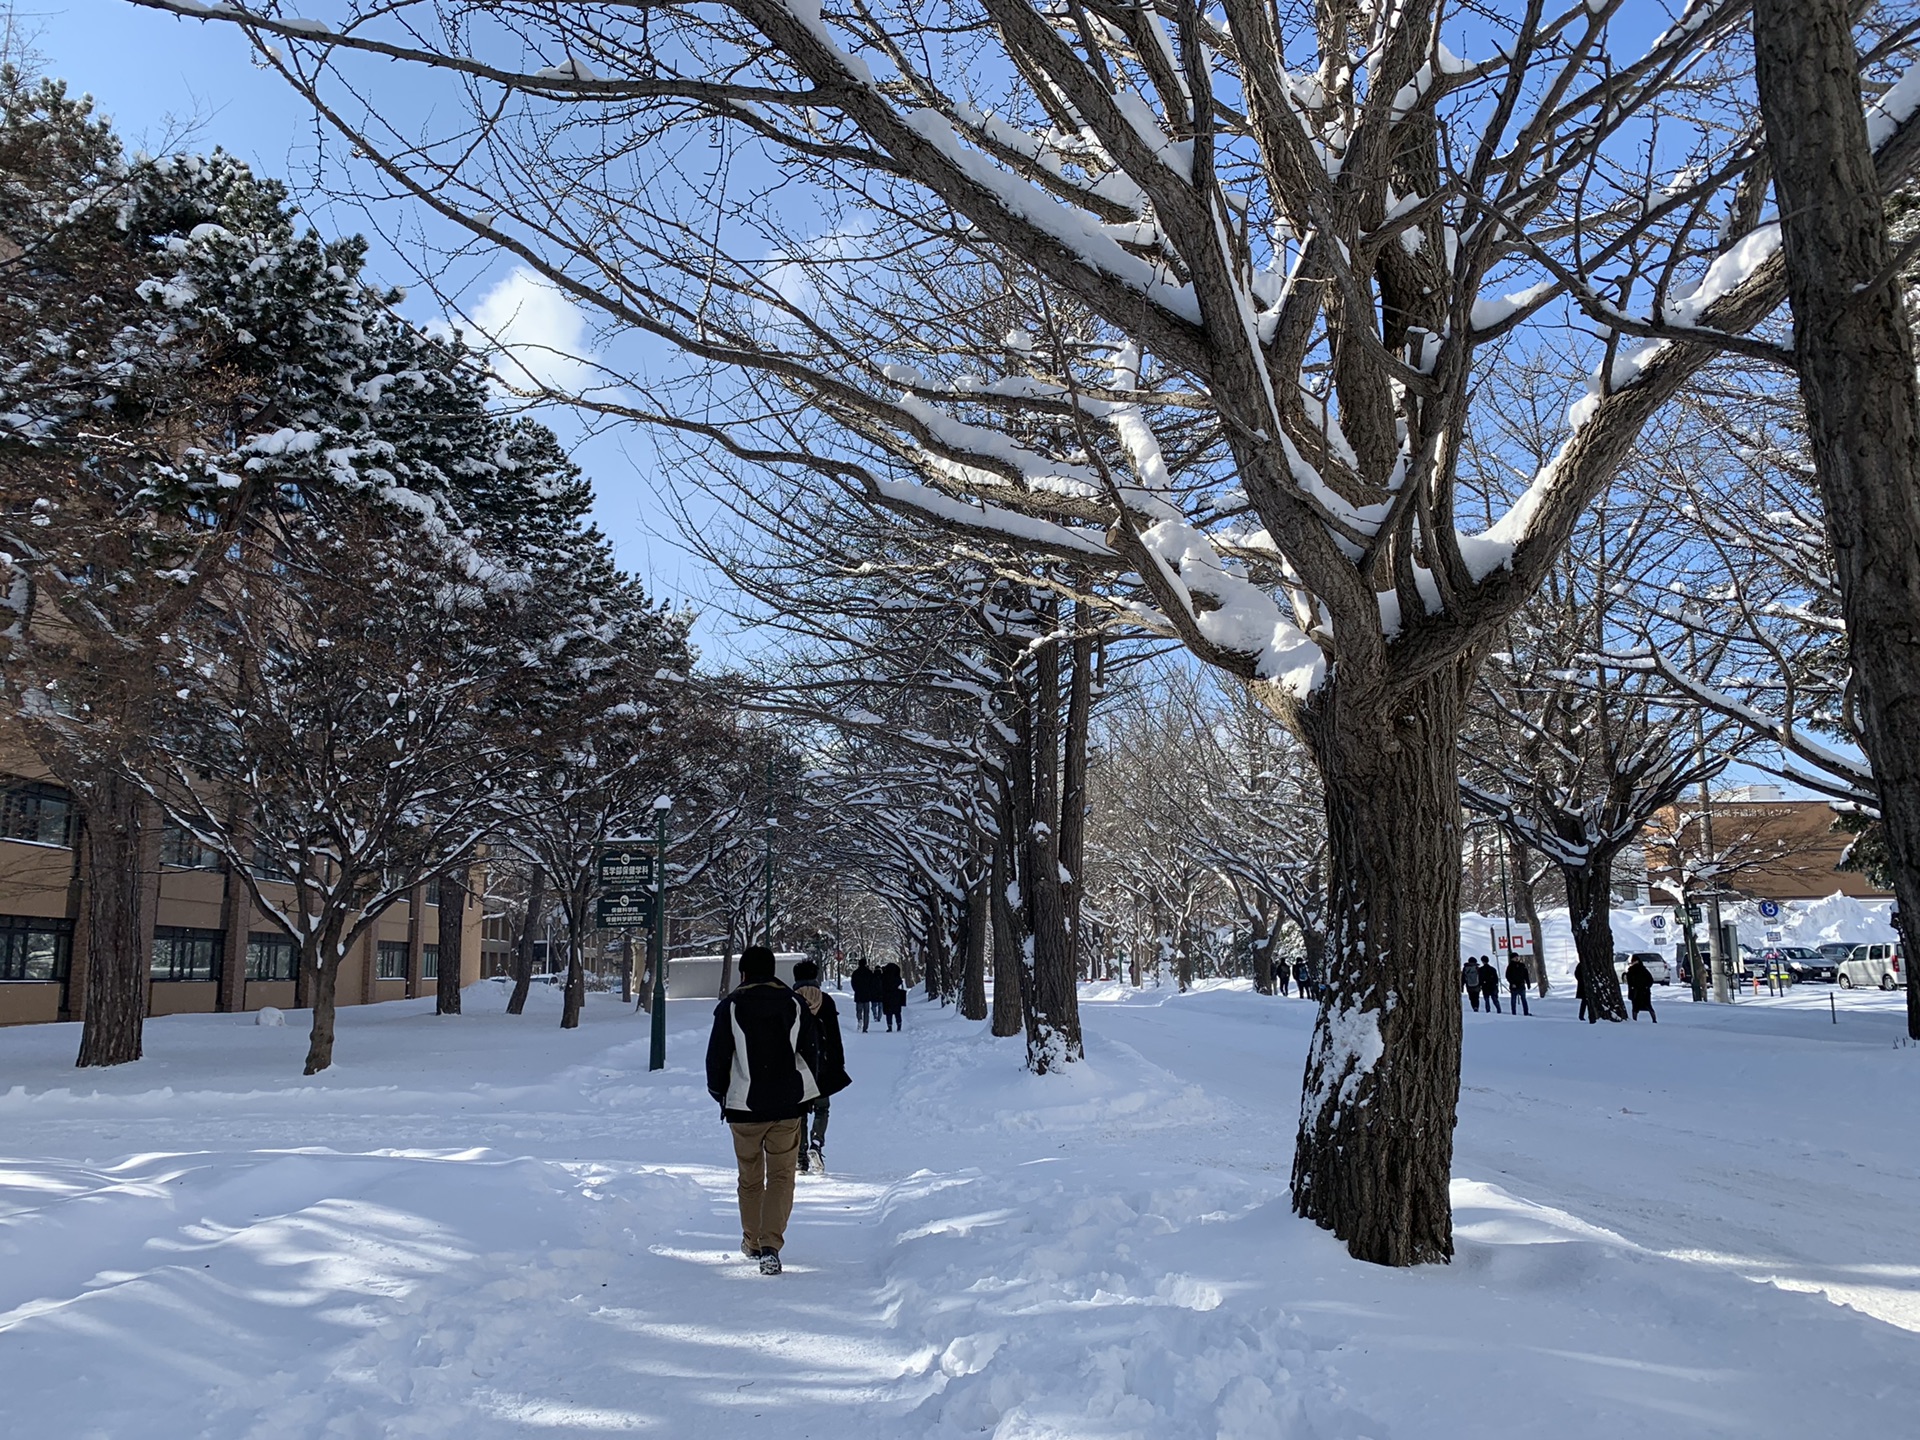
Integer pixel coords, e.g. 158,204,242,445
705,946,823,1275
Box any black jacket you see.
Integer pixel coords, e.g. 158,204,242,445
1505,957,1530,989
850,964,876,1002
1625,961,1655,1003
794,985,852,1097
705,980,823,1123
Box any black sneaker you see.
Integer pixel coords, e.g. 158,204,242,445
759,1250,782,1276
741,1244,761,1260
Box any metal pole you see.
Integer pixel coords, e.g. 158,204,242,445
1495,825,1515,960
762,746,775,946
648,797,671,1072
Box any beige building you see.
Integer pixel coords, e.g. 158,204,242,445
1643,785,1893,905
0,767,483,1028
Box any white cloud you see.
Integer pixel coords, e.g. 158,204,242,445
464,266,595,393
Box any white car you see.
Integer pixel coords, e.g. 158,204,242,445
1837,943,1904,991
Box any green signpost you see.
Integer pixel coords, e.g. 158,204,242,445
599,809,671,1071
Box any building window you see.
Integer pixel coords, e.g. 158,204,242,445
151,926,223,983
422,943,439,980
0,915,72,982
376,941,409,980
160,822,220,870
1,781,73,848
424,876,442,907
250,843,293,883
245,932,296,982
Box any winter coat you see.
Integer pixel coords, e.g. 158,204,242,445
793,984,852,1097
1462,961,1482,993
705,979,823,1124
1625,960,1655,1005
878,962,906,1012
1478,960,1501,995
850,964,877,1003
1505,957,1530,990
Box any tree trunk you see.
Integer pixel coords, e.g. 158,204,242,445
961,866,989,1020
1060,608,1094,976
1300,923,1327,998
561,925,585,1030
303,950,342,1075
1753,0,1920,1039
1020,632,1082,1072
74,774,157,1068
1563,860,1627,1021
989,822,1025,1038
435,859,466,1015
1291,668,1467,1267
719,917,736,999
506,868,546,1016
1250,907,1276,995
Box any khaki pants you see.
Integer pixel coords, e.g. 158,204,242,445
730,1117,803,1254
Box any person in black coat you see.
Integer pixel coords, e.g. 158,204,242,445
1462,956,1483,1011
705,946,823,1275
850,959,876,1033
1504,954,1532,1015
789,958,851,1171
879,960,907,1031
1625,955,1658,1022
1478,956,1503,1013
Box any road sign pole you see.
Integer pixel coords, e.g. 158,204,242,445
648,797,671,1072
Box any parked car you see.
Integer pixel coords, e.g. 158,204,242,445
1838,942,1904,990
1817,941,1861,964
1616,951,1672,985
1760,946,1835,983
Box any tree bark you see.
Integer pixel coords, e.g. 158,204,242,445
1753,0,1920,1039
1563,860,1627,1021
1291,667,1467,1267
303,949,342,1075
1020,633,1082,1071
1250,906,1277,996
1060,608,1094,977
506,868,546,1016
989,821,1025,1038
560,927,585,1030
435,859,466,1015
961,865,989,1020
74,774,158,1068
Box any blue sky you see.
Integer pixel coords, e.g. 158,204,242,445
28,0,728,643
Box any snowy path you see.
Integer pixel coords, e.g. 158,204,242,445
3,981,1919,1437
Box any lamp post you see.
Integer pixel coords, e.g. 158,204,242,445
648,794,672,1073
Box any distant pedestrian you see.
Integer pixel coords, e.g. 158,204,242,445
1478,956,1502,1014
705,946,822,1276
880,960,907,1031
790,959,852,1172
1625,955,1658,1023
1462,957,1482,1011
1274,954,1290,997
1505,954,1531,1015
850,959,877,1033
1575,969,1600,1024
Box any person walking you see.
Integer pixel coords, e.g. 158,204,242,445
705,946,822,1276
1462,956,1482,1012
790,958,851,1172
1625,954,1658,1023
879,960,906,1031
1505,953,1531,1015
850,958,876,1033
1575,968,1600,1023
1478,956,1503,1014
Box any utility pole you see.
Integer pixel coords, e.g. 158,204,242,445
648,795,672,1072
762,744,775,947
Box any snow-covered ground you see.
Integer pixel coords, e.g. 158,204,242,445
3,978,1918,1437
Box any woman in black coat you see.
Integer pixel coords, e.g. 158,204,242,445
879,960,907,1031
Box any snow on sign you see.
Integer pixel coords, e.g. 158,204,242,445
595,894,655,929
596,847,654,894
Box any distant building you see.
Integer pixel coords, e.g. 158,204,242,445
0,763,483,1028
1642,787,1891,904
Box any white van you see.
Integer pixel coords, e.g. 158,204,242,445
1837,943,1904,991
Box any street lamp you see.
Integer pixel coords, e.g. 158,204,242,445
649,794,672,1073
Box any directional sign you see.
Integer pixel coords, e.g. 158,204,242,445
1758,899,1781,919
597,848,655,894
596,893,656,929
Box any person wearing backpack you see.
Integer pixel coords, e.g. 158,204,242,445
705,946,822,1275
1462,956,1483,1012
790,958,851,1172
